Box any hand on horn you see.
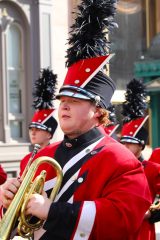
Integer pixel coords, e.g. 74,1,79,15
0,177,22,209
25,190,52,220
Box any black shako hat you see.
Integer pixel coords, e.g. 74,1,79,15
120,78,149,149
56,0,118,109
29,68,58,136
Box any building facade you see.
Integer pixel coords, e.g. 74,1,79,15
0,0,160,175
0,0,70,176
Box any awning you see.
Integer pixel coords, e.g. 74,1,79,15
145,78,160,92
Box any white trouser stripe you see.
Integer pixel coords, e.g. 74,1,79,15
73,201,96,240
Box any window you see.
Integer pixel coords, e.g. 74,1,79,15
110,0,147,89
0,5,27,143
6,23,24,139
42,13,51,68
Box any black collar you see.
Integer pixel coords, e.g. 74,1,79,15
62,127,104,149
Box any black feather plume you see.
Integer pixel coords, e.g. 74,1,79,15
122,78,147,123
32,68,57,110
66,0,118,67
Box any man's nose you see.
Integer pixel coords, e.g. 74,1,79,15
31,129,36,134
62,102,69,110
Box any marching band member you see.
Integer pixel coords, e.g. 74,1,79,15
19,68,58,178
120,78,160,240
0,1,151,239
148,148,160,227
26,64,151,239
23,1,150,238
120,78,149,161
0,68,58,224
149,148,160,164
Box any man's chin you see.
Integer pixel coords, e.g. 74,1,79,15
31,140,39,145
63,129,82,138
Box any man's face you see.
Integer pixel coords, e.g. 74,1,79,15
29,127,51,147
122,142,142,158
58,96,99,139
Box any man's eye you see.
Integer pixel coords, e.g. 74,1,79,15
72,99,79,103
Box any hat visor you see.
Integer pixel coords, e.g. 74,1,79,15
120,136,140,145
56,89,91,100
29,122,47,131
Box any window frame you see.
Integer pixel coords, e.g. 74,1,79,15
0,8,27,143
6,22,25,141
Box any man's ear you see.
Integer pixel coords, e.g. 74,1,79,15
47,132,52,139
94,108,102,117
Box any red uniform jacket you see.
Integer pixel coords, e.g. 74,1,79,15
20,153,54,179
137,160,160,240
0,165,7,185
0,165,7,219
149,148,160,164
20,128,151,240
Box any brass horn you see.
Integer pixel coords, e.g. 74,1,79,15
0,156,63,240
